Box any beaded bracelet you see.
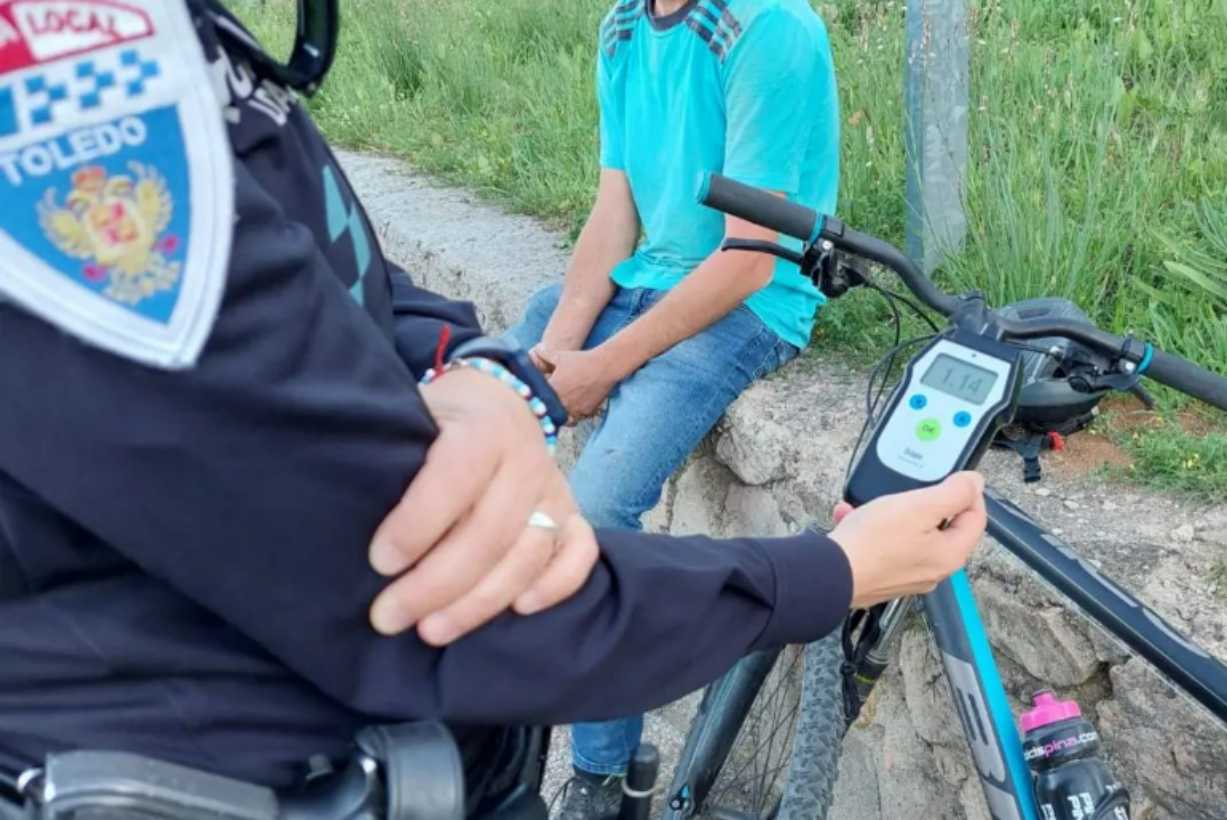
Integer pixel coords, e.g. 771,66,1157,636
421,356,559,455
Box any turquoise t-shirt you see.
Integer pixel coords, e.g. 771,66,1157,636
597,0,840,349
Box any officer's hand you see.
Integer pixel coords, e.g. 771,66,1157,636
829,472,987,609
368,368,599,644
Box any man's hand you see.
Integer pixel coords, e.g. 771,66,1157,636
829,472,987,609
368,368,599,645
539,347,621,423
529,343,556,375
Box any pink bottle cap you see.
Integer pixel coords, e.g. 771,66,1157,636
1020,690,1082,733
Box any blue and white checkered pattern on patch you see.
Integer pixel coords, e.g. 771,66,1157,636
17,48,163,131
0,86,17,138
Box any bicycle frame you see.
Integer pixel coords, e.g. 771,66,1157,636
667,488,1227,820
925,489,1227,820
663,649,785,818
691,173,1227,818
925,570,1037,820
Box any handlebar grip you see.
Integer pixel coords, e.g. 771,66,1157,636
1145,349,1227,411
697,173,821,243
698,172,960,315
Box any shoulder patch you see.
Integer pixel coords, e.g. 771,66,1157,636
0,0,234,369
686,0,744,61
601,0,642,58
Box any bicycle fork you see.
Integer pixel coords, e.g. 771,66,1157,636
663,649,783,818
843,583,1039,820
841,598,916,724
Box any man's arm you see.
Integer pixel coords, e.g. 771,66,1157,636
542,213,781,419
0,158,851,724
534,170,639,360
530,33,642,365
586,212,780,384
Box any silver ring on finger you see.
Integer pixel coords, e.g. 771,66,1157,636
527,510,559,534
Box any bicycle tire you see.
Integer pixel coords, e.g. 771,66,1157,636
775,632,846,820
665,631,846,819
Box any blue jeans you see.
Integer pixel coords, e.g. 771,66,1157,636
504,283,799,775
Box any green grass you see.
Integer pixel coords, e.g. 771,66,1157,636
234,0,606,233
229,0,1227,474
1118,420,1227,498
231,0,1227,367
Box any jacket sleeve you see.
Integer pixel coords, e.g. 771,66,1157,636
387,263,486,379
0,159,852,726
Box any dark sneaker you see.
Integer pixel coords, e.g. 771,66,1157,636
555,771,623,820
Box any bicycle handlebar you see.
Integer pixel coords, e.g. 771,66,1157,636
1143,349,1227,410
698,172,822,244
699,173,959,314
697,173,1227,412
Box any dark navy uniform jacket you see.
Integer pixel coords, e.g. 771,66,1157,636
0,0,853,790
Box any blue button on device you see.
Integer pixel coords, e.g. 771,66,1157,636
954,411,972,428
909,394,927,410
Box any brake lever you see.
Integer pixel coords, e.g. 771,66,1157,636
720,238,869,300
1070,357,1153,407
720,238,804,265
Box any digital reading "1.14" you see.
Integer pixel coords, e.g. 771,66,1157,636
920,354,998,405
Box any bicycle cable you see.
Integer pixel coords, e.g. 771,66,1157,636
864,285,903,416
864,280,941,334
844,332,937,490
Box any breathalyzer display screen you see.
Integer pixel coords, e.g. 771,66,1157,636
919,354,998,405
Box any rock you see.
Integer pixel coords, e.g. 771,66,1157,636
714,387,791,485
1035,487,1052,497
668,456,729,536
899,626,963,746
1064,499,1081,511
1173,523,1196,543
1102,500,1119,511
868,674,957,819
959,777,995,820
722,484,789,537
829,729,884,819
1097,660,1227,819
641,501,671,534
974,572,1100,686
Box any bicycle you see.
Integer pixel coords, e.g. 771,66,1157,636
663,174,1227,820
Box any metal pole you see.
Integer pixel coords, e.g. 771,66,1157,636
904,0,970,273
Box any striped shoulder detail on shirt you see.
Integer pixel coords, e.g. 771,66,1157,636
684,0,744,62
601,0,644,57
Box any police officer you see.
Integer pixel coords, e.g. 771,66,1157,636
0,0,987,812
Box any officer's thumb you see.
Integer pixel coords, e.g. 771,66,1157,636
919,471,986,527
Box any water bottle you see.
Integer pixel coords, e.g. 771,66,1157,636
1020,689,1131,820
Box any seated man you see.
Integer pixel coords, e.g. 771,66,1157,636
0,2,985,817
502,0,840,805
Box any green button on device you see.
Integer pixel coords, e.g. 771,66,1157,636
916,418,941,442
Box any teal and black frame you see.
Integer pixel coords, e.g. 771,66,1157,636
913,489,1227,820
922,570,1040,820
